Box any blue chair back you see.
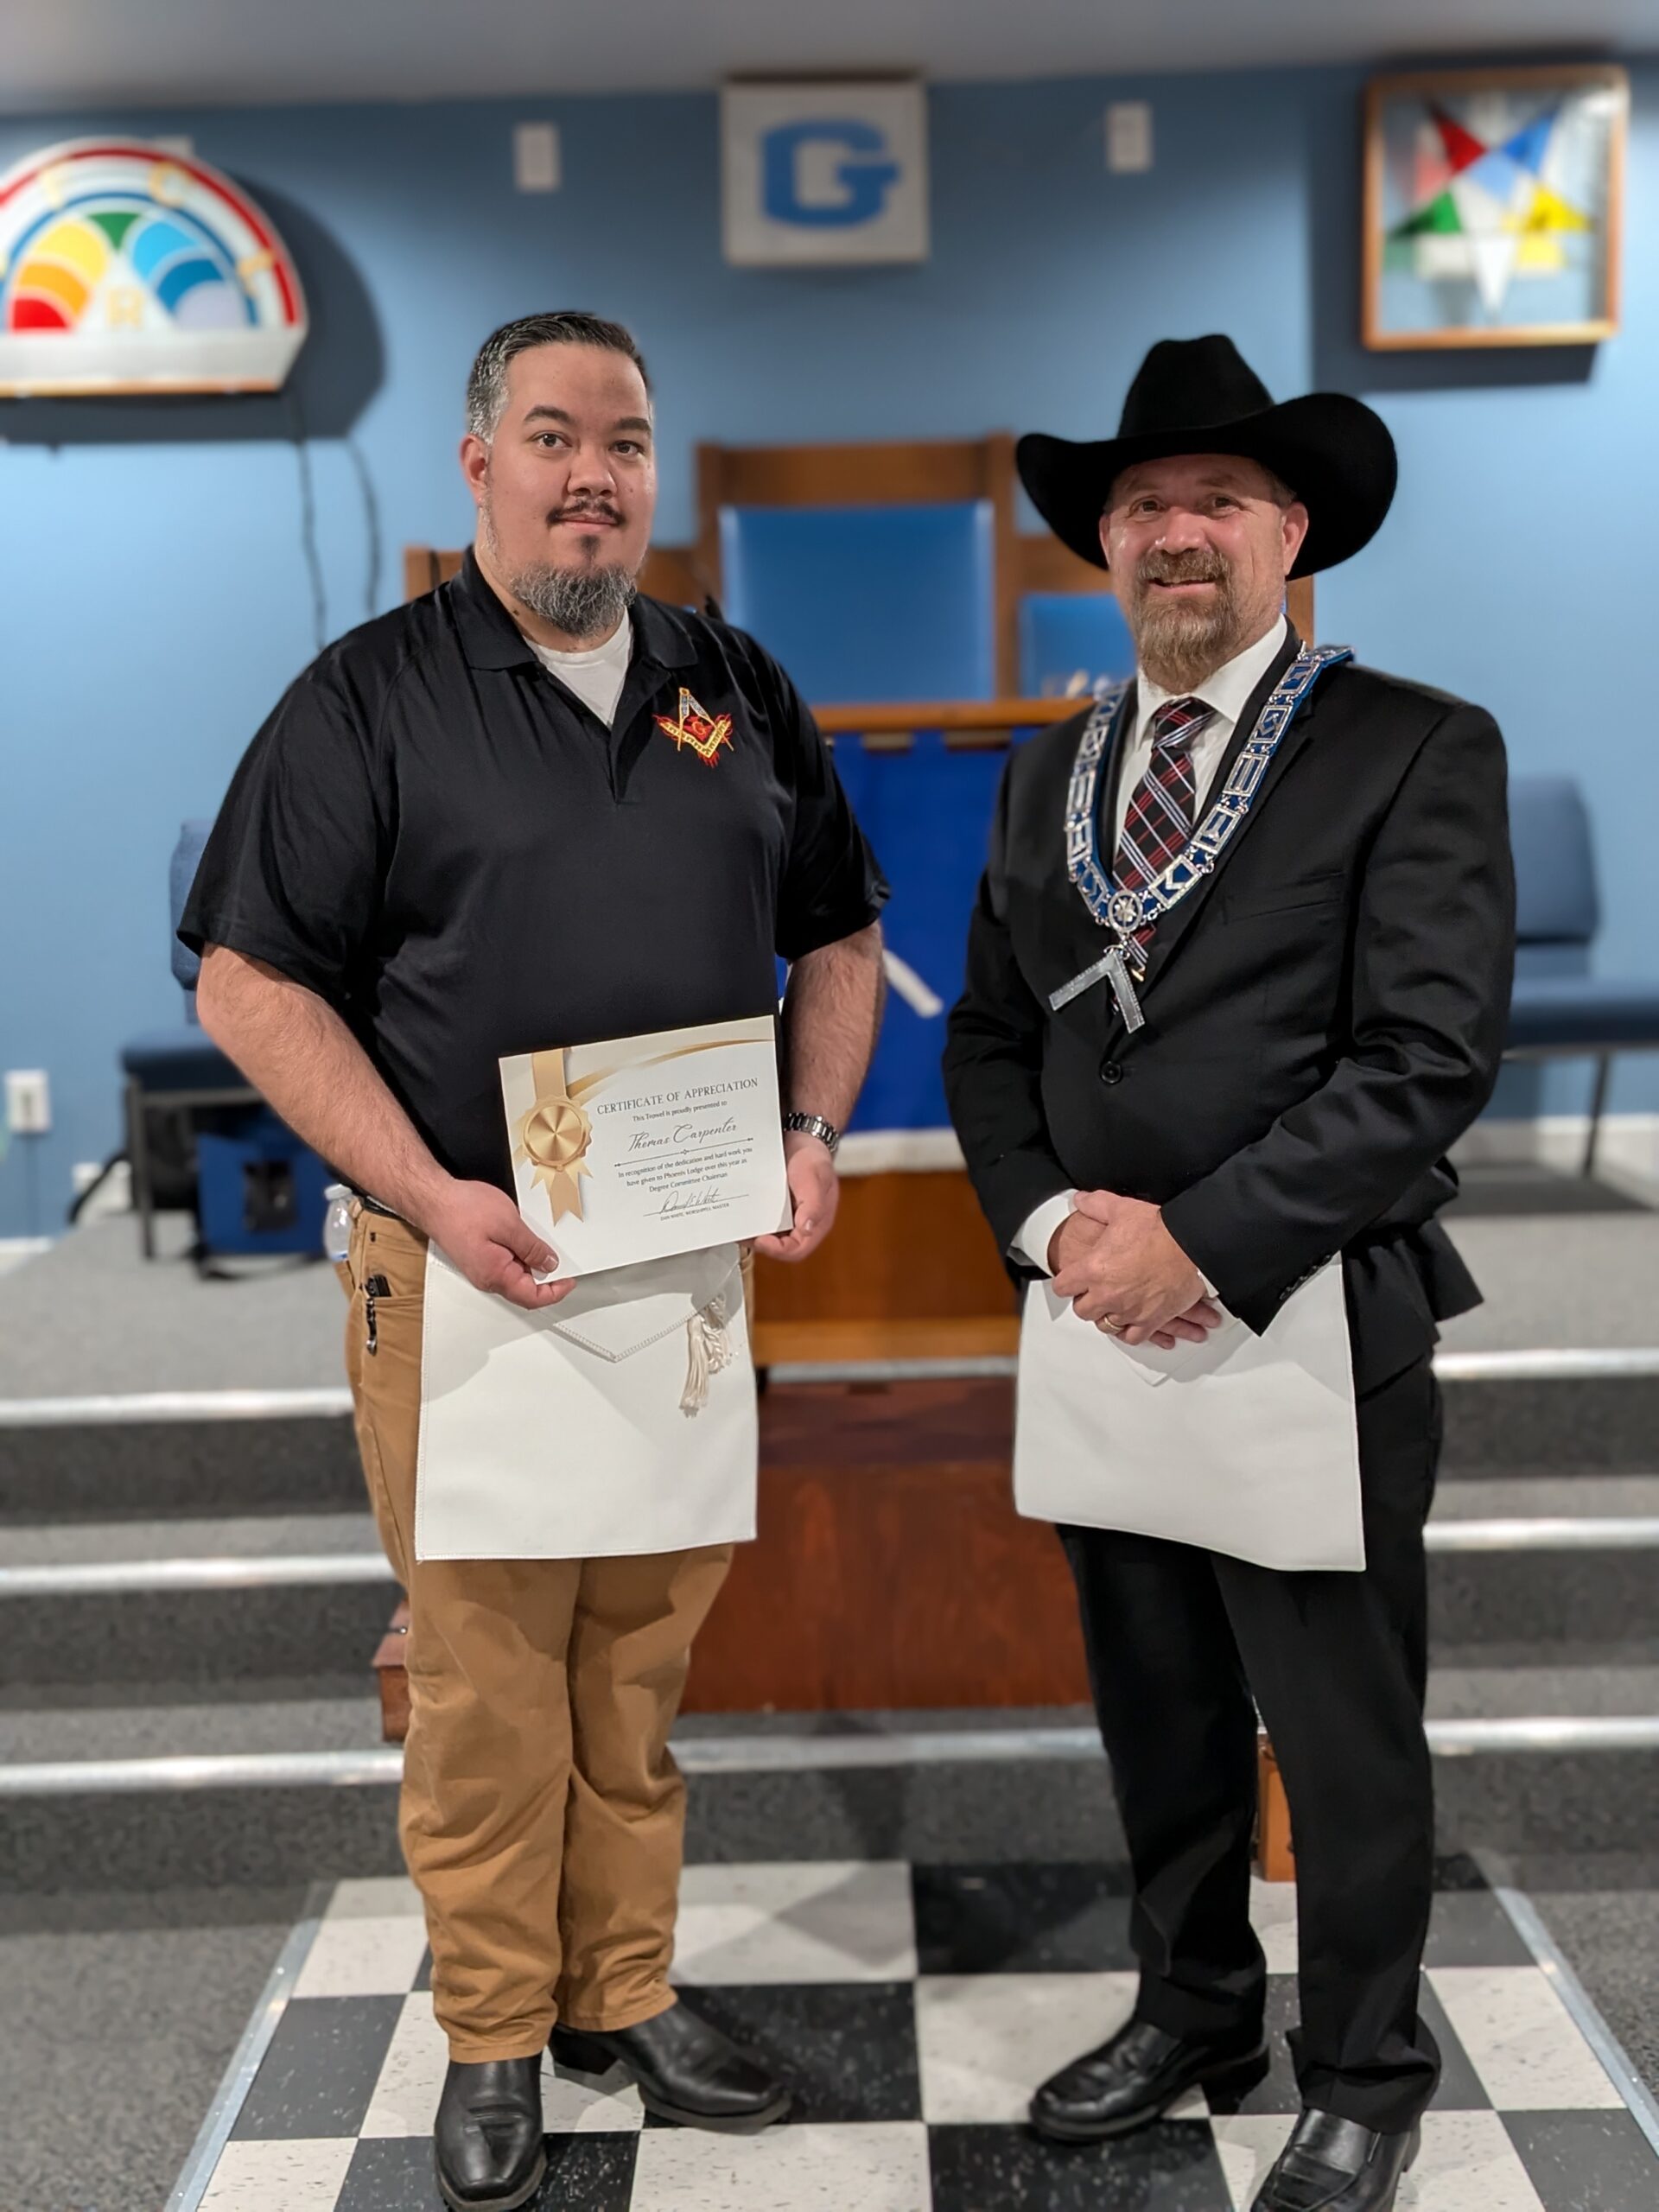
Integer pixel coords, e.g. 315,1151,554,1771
1019,591,1135,698
1510,777,1598,981
718,502,995,702
170,818,213,997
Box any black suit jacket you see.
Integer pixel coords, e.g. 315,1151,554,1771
941,630,1517,1393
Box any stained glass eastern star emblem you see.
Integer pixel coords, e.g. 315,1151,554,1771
1369,72,1624,346
1388,99,1592,315
654,686,734,765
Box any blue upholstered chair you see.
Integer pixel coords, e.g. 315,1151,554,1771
1018,591,1136,699
1504,777,1659,1174
119,819,258,1255
719,502,997,702
702,432,1020,699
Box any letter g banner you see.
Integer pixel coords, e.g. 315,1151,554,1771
722,82,930,266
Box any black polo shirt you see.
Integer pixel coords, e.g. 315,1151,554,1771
181,552,888,1190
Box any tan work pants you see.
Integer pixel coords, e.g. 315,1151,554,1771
339,1206,734,2061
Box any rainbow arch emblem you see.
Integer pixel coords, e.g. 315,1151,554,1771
0,139,308,395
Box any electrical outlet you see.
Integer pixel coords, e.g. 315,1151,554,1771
4,1069,51,1135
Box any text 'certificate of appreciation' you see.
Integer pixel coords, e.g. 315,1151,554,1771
499,1014,791,1279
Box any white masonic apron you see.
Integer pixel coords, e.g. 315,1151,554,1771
1014,1262,1364,1573
416,1241,757,1561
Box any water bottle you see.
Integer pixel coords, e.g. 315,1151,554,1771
322,1183,353,1262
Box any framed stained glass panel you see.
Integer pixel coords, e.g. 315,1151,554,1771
1363,65,1627,349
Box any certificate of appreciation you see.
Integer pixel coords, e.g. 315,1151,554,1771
499,1014,791,1279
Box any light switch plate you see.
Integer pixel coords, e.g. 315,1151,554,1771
5,1069,51,1135
514,123,562,193
1106,102,1154,174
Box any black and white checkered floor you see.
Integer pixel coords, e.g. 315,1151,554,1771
186,1853,1659,2210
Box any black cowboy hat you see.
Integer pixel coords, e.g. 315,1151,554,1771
1016,334,1397,579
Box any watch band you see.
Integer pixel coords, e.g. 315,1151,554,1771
782,1110,842,1156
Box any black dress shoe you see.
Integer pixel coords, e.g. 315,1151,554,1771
1030,2017,1269,2142
551,1998,791,2133
434,2056,545,2212
1251,2109,1421,2211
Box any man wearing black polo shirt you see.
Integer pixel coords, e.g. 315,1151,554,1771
186,312,887,2212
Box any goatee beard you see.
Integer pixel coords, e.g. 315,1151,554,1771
481,504,639,642
506,559,637,642
1125,553,1248,693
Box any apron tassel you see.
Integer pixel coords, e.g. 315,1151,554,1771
681,1294,734,1417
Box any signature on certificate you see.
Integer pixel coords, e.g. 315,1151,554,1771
652,1181,736,1218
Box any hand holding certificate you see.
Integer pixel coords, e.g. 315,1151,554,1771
499,1014,792,1279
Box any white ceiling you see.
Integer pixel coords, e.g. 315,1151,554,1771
3,0,1656,115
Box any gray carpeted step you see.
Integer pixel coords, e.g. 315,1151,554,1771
1439,1375,1659,1475
0,1773,407,1893
0,1573,394,1687
1429,1548,1659,1649
1434,1749,1659,1861
0,1413,364,1521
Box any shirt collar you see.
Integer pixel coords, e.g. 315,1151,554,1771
1137,612,1290,733
449,548,696,674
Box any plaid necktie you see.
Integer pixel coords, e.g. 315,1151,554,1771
1111,696,1217,945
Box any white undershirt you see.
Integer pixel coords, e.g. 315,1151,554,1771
1012,613,1290,1281
528,613,633,728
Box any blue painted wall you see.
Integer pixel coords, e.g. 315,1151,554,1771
2,61,1655,1233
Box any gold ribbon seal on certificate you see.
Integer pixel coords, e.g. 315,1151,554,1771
514,1050,593,1222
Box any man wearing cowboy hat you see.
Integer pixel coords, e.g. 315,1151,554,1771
943,336,1515,2212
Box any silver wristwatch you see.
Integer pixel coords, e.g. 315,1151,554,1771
782,1110,842,1156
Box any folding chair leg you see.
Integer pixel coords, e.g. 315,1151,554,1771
125,1077,156,1260
1583,1053,1612,1179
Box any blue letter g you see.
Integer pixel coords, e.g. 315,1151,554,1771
760,120,901,227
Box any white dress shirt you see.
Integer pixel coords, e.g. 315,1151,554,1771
1012,613,1289,1278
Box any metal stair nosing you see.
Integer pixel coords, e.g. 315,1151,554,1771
7,1513,1659,1599
7,1714,1659,1799
0,1348,1656,1423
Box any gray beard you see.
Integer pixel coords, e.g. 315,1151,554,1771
505,558,638,642
1128,583,1249,695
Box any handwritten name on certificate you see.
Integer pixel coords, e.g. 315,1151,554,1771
499,1015,791,1278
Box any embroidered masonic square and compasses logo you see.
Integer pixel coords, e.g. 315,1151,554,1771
655,687,734,765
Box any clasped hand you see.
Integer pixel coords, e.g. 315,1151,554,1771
1048,1191,1224,1347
